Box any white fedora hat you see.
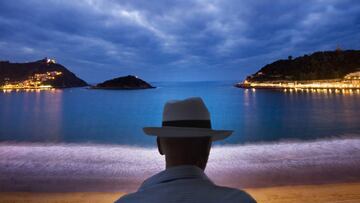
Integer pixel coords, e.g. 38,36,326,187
143,97,233,141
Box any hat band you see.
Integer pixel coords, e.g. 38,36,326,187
162,120,211,129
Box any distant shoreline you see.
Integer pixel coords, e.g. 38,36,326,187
235,79,360,92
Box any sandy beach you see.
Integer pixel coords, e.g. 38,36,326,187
1,183,360,203
0,137,359,202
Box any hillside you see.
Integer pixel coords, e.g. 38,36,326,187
245,50,360,82
0,58,88,88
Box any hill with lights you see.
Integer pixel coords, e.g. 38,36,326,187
236,50,360,90
0,58,88,88
244,50,360,82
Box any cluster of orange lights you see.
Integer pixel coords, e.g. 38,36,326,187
241,72,360,95
244,88,360,94
1,71,62,92
242,80,360,89
2,88,58,93
283,88,360,94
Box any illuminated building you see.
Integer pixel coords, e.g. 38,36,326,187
44,57,56,64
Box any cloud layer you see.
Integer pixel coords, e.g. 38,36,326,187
0,0,359,82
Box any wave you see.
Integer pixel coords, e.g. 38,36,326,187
0,137,359,192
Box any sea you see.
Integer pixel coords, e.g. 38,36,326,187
1,81,360,146
1,81,360,192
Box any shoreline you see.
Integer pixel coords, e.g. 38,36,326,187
1,137,359,202
235,81,360,91
1,137,359,192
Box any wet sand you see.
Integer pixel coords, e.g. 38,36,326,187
246,182,360,203
1,183,360,203
0,137,359,202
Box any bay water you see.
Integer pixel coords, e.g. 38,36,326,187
1,81,359,146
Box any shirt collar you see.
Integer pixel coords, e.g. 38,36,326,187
139,165,212,191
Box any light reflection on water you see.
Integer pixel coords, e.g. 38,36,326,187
1,90,63,142
0,81,359,146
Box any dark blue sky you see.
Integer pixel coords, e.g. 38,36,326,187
0,0,359,82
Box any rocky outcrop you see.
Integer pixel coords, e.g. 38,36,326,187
94,75,155,89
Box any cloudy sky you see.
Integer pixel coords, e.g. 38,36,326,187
0,0,359,82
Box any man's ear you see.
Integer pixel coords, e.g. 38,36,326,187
157,137,164,155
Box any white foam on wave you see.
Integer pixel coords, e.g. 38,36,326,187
0,137,359,192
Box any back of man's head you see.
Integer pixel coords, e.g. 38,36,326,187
157,137,211,170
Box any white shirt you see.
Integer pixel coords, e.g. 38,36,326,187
115,165,256,203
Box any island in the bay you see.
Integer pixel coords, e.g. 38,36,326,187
0,58,88,91
93,75,155,90
236,49,360,91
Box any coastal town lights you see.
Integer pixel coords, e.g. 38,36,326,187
240,71,360,93
244,81,360,89
0,71,62,91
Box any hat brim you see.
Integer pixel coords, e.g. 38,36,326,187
143,126,233,141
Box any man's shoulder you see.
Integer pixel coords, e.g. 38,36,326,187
114,193,139,203
211,185,257,203
116,185,256,203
